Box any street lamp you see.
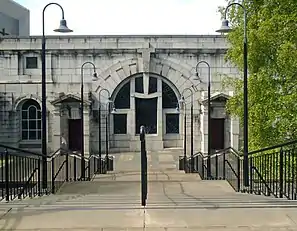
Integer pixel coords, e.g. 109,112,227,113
179,88,194,172
80,61,97,180
98,88,112,173
216,2,249,187
41,2,72,189
105,100,116,171
196,61,211,178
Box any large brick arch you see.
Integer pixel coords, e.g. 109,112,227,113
93,58,200,99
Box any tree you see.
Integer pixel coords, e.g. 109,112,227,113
220,0,297,150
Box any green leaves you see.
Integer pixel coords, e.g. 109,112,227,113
222,0,297,150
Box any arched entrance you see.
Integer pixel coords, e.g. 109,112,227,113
110,73,181,152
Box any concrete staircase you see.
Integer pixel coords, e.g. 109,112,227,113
1,158,297,230
28,171,297,210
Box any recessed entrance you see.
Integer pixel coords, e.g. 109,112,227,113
211,118,225,150
135,97,157,134
68,119,82,152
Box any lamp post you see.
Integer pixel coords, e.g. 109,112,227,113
98,88,112,173
80,62,97,180
216,2,249,187
41,2,72,189
104,101,116,171
179,88,194,172
196,61,211,178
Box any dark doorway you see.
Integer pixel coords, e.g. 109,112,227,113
135,97,157,134
210,118,225,150
68,119,82,152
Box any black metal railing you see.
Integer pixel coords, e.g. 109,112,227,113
189,148,242,191
0,144,107,202
247,140,297,199
188,140,297,200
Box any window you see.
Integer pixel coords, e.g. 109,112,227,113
166,114,179,134
26,57,38,69
149,77,157,94
135,97,157,134
21,99,41,140
135,77,144,93
114,81,130,109
113,114,127,134
162,81,178,108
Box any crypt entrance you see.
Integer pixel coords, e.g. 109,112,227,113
109,74,182,152
51,94,91,154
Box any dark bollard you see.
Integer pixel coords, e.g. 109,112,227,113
179,156,185,171
140,125,147,207
107,156,114,171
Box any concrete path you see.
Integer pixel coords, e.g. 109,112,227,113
109,149,183,172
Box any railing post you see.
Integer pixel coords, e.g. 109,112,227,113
237,155,241,192
195,156,198,172
222,151,226,179
38,157,41,196
249,157,253,193
65,152,69,182
74,156,77,181
279,148,284,198
94,156,97,174
202,157,205,179
215,154,218,179
88,158,91,180
51,158,55,194
5,149,9,202
106,116,109,171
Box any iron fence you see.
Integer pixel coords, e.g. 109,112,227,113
0,144,106,202
187,140,297,200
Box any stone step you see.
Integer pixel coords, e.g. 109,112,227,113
4,192,296,211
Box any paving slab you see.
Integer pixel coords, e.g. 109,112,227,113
0,207,297,230
0,208,144,230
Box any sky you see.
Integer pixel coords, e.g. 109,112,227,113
15,0,228,36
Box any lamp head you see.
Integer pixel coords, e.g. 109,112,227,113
193,72,201,81
54,19,73,33
111,107,116,114
176,106,180,113
92,72,98,81
216,19,232,33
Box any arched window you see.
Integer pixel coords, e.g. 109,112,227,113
162,80,179,134
114,81,130,109
162,81,178,108
21,99,41,140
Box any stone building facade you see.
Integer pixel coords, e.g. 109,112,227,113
0,35,240,155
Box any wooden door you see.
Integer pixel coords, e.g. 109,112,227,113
210,118,225,150
68,119,82,151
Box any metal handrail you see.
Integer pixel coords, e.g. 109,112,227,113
249,139,297,155
0,144,108,201
0,144,42,156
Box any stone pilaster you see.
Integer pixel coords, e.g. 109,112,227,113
230,117,240,150
51,106,62,152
